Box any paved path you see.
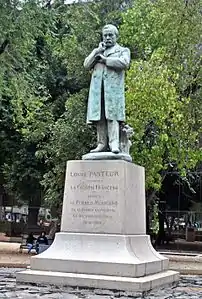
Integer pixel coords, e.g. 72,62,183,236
0,268,202,298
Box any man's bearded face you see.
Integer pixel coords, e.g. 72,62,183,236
102,29,117,48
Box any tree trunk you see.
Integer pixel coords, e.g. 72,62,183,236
146,205,150,234
27,189,42,227
28,206,40,226
155,211,165,246
165,216,175,239
0,194,2,221
146,189,157,234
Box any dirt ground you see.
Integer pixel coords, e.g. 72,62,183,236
0,253,30,268
1,240,202,274
0,241,32,268
1,251,202,274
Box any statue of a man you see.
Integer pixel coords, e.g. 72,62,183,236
84,24,131,154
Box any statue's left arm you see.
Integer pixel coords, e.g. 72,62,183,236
106,48,131,70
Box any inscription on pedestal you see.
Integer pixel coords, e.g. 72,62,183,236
63,167,123,233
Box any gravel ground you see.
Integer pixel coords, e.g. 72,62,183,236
0,268,202,298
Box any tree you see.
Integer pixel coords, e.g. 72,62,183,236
0,0,130,219
120,0,202,232
0,0,55,224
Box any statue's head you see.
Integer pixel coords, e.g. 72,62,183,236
102,24,119,48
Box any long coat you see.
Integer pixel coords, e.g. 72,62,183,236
84,43,131,123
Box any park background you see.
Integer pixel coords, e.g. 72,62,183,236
0,0,201,251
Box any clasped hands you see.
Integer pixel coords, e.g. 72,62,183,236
95,42,107,64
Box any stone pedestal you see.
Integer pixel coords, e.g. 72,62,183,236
17,160,179,292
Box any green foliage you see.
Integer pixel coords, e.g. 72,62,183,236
39,90,95,210
0,0,55,208
126,57,201,190
121,0,202,195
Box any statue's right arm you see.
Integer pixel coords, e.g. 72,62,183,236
84,49,98,70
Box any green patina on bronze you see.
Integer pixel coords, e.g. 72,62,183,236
84,24,131,155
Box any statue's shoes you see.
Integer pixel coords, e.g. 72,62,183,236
90,144,107,153
112,148,120,154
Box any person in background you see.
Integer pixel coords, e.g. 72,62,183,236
36,231,48,254
26,232,36,254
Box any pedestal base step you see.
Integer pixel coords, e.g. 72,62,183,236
17,269,179,292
